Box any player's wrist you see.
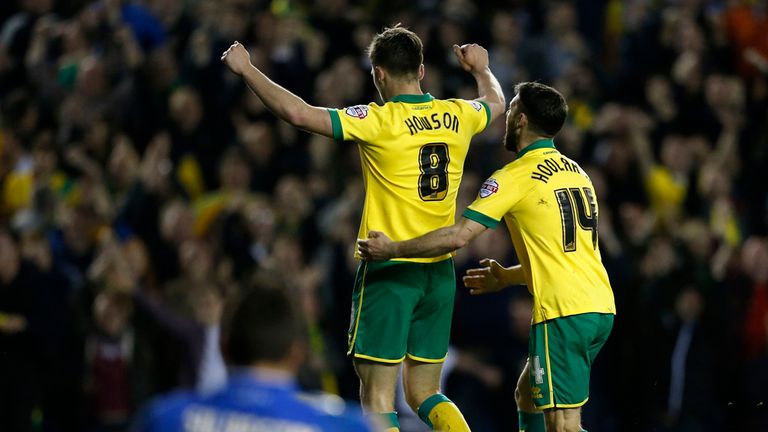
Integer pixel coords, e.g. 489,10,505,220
388,242,399,260
235,62,254,77
471,66,492,77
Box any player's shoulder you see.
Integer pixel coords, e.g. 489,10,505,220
474,161,521,199
341,102,383,121
495,158,529,181
133,389,199,430
147,389,198,415
441,98,486,113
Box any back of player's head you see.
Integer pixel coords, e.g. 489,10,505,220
514,82,568,137
367,25,423,79
224,280,306,366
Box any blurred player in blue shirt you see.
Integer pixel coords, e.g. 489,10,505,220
133,283,374,432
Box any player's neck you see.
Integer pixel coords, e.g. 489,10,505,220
384,82,423,101
248,362,297,381
517,134,553,153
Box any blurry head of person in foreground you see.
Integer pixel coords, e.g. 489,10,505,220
223,281,307,372
133,280,373,432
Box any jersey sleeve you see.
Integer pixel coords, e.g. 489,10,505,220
327,103,384,143
462,170,519,228
452,99,491,135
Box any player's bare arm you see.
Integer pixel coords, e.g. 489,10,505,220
453,43,506,122
221,41,333,138
357,217,488,260
462,259,526,295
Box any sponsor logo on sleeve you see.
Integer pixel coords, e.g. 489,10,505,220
479,178,499,198
470,101,483,111
345,105,369,119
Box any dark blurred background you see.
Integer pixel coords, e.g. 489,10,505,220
1,0,767,431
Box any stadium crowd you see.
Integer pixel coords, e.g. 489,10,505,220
1,0,767,431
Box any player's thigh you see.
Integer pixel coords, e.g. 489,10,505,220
348,260,422,363
401,356,444,409
406,258,455,363
543,407,582,432
529,313,611,410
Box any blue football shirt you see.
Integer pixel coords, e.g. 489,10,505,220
133,370,372,432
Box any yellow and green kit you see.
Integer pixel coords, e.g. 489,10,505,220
329,93,490,362
463,139,616,408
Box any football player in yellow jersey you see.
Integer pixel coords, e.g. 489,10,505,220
358,82,616,432
221,26,505,432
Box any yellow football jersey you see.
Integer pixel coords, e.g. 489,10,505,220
328,93,490,263
463,139,616,323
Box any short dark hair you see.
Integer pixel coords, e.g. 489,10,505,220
514,82,568,136
224,283,305,366
367,25,423,79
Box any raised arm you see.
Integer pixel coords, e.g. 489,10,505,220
453,44,506,123
357,217,488,260
221,42,333,138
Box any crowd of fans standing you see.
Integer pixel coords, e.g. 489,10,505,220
1,0,767,431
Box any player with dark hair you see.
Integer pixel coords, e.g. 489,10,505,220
358,82,616,432
133,284,374,431
221,25,505,431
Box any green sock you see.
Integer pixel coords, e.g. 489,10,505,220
368,412,399,430
518,411,545,432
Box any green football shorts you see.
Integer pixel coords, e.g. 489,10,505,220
529,312,614,409
347,258,455,363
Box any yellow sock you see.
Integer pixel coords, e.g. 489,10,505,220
417,394,470,431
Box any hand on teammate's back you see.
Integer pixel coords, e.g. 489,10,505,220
221,42,252,76
452,43,490,74
462,259,506,295
357,231,393,261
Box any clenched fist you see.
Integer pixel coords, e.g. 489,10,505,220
221,41,252,76
452,43,490,75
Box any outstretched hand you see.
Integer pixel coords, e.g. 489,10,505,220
462,258,507,295
221,41,252,76
357,231,394,261
453,43,490,74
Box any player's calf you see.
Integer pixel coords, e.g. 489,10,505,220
354,360,401,430
516,361,545,432
403,358,469,431
543,408,583,432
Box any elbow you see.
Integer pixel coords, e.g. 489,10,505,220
285,109,305,128
488,99,506,122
